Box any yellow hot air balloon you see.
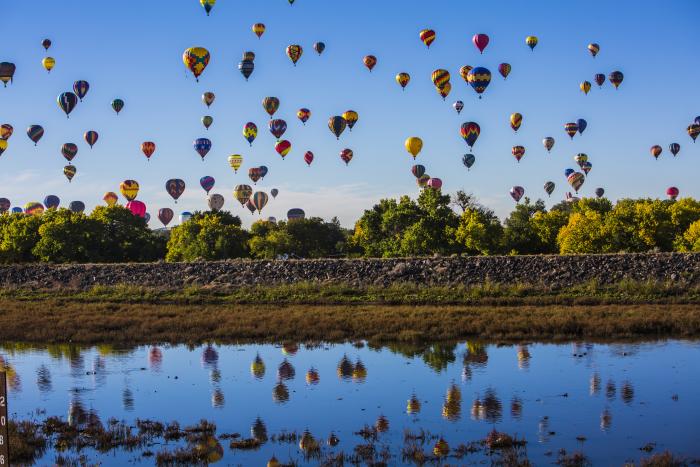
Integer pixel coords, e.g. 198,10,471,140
119,180,140,201
182,47,211,81
228,154,243,173
405,137,423,159
252,23,266,38
525,36,539,50
200,0,215,15
580,80,591,95
42,56,55,73
103,192,118,207
396,72,410,89
342,110,359,131
0,139,8,157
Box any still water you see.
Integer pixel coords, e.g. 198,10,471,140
1,340,699,465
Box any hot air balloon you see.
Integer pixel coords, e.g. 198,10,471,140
57,92,78,118
43,195,60,209
111,98,124,114
411,164,426,178
141,141,156,161
180,211,192,223
0,124,13,140
271,189,279,198
510,113,522,132
419,29,436,48
650,145,662,159
63,165,76,183
208,194,224,211
84,131,98,148
609,71,624,89
202,92,215,107
238,59,255,81
234,185,253,205
201,0,215,15
580,81,591,95
242,52,255,64
275,140,291,159
286,45,303,66
200,176,215,194
10,207,21,214
564,168,575,178
498,63,511,79
103,192,118,207
396,72,410,90
252,23,266,38
228,154,243,173
194,138,212,160
472,34,489,53
0,140,7,158
695,116,700,126
268,119,287,140
417,174,430,188
363,55,377,72
588,43,600,57
245,199,256,214
73,80,89,101
543,137,555,152
687,124,700,142
27,125,44,145
453,101,464,114
405,137,423,159
286,208,304,221
69,201,85,213
466,67,491,98
249,167,262,184
42,39,52,50
24,202,44,216
61,143,78,162
669,143,680,157
313,42,325,55
120,180,140,201
252,192,269,214
568,172,585,192
577,118,588,134
343,110,358,130
166,179,186,202
340,148,353,165
666,187,679,201
512,145,525,162
462,153,475,170
297,108,311,125
202,115,213,130
595,188,605,198
182,47,210,81
459,65,473,82
564,122,579,139
304,151,314,166
510,186,525,203
427,178,442,190
575,153,588,168
0,198,9,213
582,161,592,175
431,69,450,89
328,116,347,139
263,97,280,116
0,62,16,87
594,73,606,88
259,165,268,180
42,57,55,73
544,181,555,197
525,36,538,50
437,82,451,99
126,200,146,218
460,122,480,148
243,122,258,146
158,208,174,226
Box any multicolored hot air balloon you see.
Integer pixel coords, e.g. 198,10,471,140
667,187,679,201
84,131,98,148
363,55,377,72
228,154,242,173
669,143,681,157
202,115,213,130
328,116,347,139
460,122,480,148
588,43,600,57
575,153,588,168
580,81,591,95
63,165,76,183
304,151,314,166
313,42,325,55
61,143,78,162
286,45,303,65
275,140,291,159
0,62,16,87
466,67,491,98
431,69,450,89
568,172,585,192
288,208,305,221
0,140,7,158
405,137,423,159
417,174,430,188
498,63,511,79
650,145,662,160
581,161,592,175
42,57,55,73
166,179,186,202
24,202,44,216
73,80,89,101
510,186,525,203
27,125,44,145
459,65,473,82
343,111,358,130
141,141,156,161
297,108,311,125
252,23,266,38
111,98,124,114
396,72,410,90
202,92,215,107
419,29,436,48
194,138,212,160
437,82,451,100
252,191,269,214
411,164,426,178
200,0,215,15
510,113,522,132
57,92,78,118
243,122,258,146
472,34,489,53
525,36,538,50
269,119,287,139
594,73,606,88
183,47,210,81
208,194,224,211
0,124,13,140
200,176,215,194
120,180,140,201
687,124,700,142
340,148,353,165
158,208,174,227
453,101,464,114
512,145,525,163
609,71,624,89
544,181,555,197
462,153,475,170
263,97,280,116
103,192,118,207
543,137,555,153
234,185,253,206
564,122,579,139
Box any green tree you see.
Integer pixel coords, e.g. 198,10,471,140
248,220,294,259
531,209,570,253
454,206,503,255
166,210,248,261
669,198,700,249
0,213,42,263
604,199,673,252
90,206,166,261
501,197,547,254
557,209,610,254
32,209,102,262
676,219,700,252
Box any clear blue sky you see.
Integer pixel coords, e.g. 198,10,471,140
1,0,698,227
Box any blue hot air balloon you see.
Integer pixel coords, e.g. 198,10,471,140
577,118,588,134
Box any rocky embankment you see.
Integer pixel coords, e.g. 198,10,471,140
0,253,698,291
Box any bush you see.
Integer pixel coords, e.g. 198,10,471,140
90,206,166,261
0,213,42,263
455,207,503,255
501,198,547,254
249,217,348,259
166,211,248,261
33,209,102,262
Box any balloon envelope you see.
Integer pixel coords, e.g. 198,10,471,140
69,201,85,213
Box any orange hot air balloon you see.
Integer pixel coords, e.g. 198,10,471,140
252,23,266,38
103,192,118,207
141,142,156,161
419,29,436,48
363,55,377,72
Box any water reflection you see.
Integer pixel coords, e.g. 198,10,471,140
278,359,295,381
305,367,320,385
251,353,265,379
442,383,461,421
36,364,52,393
517,345,531,370
148,346,162,372
510,396,523,420
406,393,421,415
606,379,617,400
0,355,20,392
589,372,601,396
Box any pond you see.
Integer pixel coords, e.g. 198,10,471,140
1,340,699,465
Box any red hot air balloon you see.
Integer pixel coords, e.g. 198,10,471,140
510,186,525,203
340,148,353,165
304,151,314,166
427,178,442,190
419,29,436,48
126,200,147,218
666,187,679,200
363,55,377,72
472,34,490,54
141,142,156,161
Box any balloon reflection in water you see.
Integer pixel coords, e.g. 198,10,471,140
273,382,289,404
251,417,268,442
510,396,523,420
589,373,601,396
250,353,265,379
516,345,530,370
278,359,295,381
442,383,462,421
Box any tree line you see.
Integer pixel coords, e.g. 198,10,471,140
1,189,700,263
